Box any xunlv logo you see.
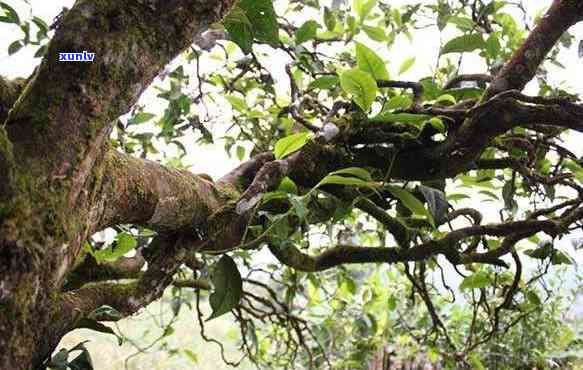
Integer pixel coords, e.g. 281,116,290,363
59,51,95,62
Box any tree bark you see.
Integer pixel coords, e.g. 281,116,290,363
1,0,583,368
0,0,235,368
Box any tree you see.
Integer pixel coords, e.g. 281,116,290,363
0,0,582,368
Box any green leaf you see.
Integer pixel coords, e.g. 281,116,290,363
289,195,308,220
8,40,23,55
428,117,445,132
441,33,486,54
460,271,491,290
385,95,412,110
435,94,457,105
0,3,20,24
386,185,435,227
318,175,372,188
468,353,486,370
387,294,397,310
526,290,541,306
340,68,378,111
278,177,298,194
317,167,376,189
353,0,377,21
208,255,243,320
564,160,583,182
295,20,320,44
225,95,247,112
129,112,156,125
446,16,474,31
485,33,501,58
355,42,389,81
323,7,336,31
445,87,484,100
223,6,254,53
236,145,245,161
524,242,553,259
91,233,138,262
398,57,415,75
239,0,279,44
552,250,574,265
261,191,289,204
31,16,49,38
362,25,386,42
274,132,311,159
370,112,431,125
479,189,499,200
309,75,339,90
34,44,47,58
184,349,199,364
447,193,470,202
329,167,373,181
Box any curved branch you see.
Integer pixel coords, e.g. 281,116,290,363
486,0,583,97
268,208,583,272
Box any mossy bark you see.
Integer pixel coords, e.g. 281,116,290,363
0,0,236,368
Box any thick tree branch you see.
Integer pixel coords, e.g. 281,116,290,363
97,149,228,232
487,0,583,97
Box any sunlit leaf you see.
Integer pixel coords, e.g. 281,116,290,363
225,95,247,112
329,167,372,181
362,25,386,41
309,75,339,90
398,57,415,75
274,132,311,159
91,233,138,263
340,68,378,111
355,42,389,81
385,95,412,110
460,271,491,290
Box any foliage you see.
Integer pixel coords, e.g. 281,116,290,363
3,0,583,369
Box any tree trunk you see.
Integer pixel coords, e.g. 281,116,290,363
0,1,235,368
